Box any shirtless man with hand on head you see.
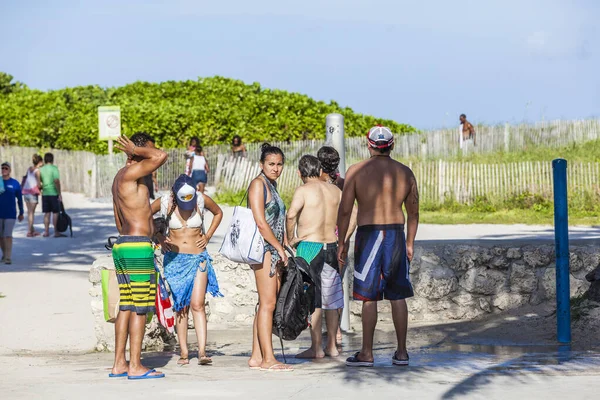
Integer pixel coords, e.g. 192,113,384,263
287,155,344,358
337,126,419,368
110,132,168,380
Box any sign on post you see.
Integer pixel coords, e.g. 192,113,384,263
98,106,121,154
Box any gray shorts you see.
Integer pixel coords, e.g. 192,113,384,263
0,219,16,237
24,194,39,204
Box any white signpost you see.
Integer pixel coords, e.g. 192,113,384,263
98,106,121,154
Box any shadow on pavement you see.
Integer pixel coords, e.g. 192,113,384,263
1,205,117,274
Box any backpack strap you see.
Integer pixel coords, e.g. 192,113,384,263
242,175,268,208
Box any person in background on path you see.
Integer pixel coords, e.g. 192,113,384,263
287,155,343,359
337,126,419,368
189,145,209,193
247,143,293,372
40,153,64,238
318,146,344,190
110,132,168,380
0,162,24,264
185,137,200,176
151,174,224,366
459,114,476,149
231,135,247,159
22,154,43,237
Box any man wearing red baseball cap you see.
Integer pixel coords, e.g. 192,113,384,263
337,125,420,368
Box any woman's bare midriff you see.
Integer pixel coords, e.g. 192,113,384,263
168,228,205,254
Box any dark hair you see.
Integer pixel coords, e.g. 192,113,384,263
460,114,467,118
189,136,200,147
317,146,340,180
260,143,285,163
373,146,392,154
298,155,321,179
195,145,203,155
32,154,43,166
130,132,155,147
44,153,54,164
232,135,242,146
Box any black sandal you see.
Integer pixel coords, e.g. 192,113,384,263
345,352,374,367
392,351,409,366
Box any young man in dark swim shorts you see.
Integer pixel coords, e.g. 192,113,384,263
337,126,420,368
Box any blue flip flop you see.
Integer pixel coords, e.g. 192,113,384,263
127,369,165,380
108,372,127,378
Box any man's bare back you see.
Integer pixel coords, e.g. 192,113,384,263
112,170,154,237
348,156,418,226
289,180,341,244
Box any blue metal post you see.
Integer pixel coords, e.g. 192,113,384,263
552,158,571,343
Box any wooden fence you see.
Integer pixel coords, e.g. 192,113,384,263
213,157,600,204
2,118,600,202
0,146,97,197
202,119,600,165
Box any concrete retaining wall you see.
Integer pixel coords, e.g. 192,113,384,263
89,243,600,351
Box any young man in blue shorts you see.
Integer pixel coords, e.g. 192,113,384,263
337,126,420,367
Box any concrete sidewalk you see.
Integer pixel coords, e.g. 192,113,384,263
1,326,599,400
2,192,600,399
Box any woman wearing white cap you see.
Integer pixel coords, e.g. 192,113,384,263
151,174,223,366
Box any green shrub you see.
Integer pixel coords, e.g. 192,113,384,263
0,73,416,153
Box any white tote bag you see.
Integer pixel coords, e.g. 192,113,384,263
219,206,265,264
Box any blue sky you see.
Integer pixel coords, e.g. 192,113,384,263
1,0,598,129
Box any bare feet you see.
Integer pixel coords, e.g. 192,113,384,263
110,360,128,376
260,361,293,371
336,328,343,346
128,365,164,378
177,357,189,366
43,232,49,237
295,347,325,359
198,355,212,365
324,346,340,357
248,357,263,369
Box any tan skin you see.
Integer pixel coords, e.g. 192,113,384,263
231,139,247,157
318,168,357,345
337,143,419,364
247,153,292,371
25,159,43,236
287,173,342,359
460,115,476,145
110,134,167,378
150,193,223,365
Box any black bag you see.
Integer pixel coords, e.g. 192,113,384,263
56,202,73,237
272,247,317,352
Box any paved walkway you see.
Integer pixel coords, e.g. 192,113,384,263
1,192,600,399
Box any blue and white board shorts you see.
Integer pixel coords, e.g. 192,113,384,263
353,224,414,301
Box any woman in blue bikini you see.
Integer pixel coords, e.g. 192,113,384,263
152,174,223,366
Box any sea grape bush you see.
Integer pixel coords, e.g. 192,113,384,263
0,72,415,153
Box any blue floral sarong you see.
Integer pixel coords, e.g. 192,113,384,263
163,251,223,312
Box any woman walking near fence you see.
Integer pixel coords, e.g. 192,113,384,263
231,135,247,159
22,154,43,237
152,174,223,366
184,137,200,176
247,143,292,372
188,146,209,193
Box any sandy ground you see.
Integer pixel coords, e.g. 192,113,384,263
1,191,600,399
